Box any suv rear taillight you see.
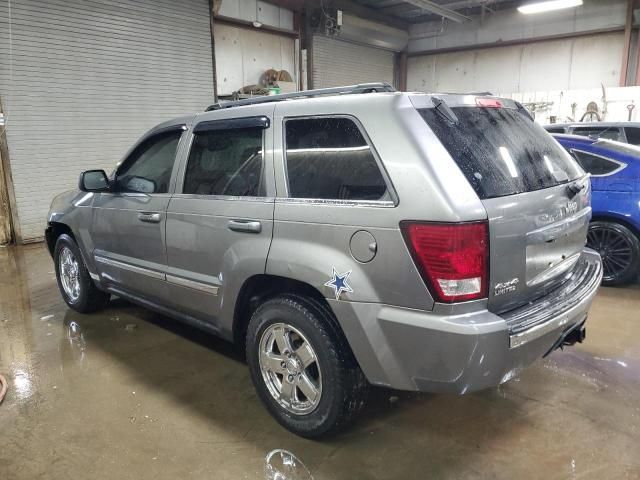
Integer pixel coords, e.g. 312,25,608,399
401,221,489,303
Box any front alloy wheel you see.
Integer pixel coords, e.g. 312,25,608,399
59,246,81,302
54,234,111,313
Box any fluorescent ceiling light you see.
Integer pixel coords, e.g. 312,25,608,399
518,0,583,14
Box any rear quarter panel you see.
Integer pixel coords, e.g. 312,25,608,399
267,94,488,310
591,167,640,234
574,142,640,233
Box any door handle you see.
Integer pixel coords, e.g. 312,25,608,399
137,212,161,223
227,219,262,234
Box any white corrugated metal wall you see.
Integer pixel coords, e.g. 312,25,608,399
0,0,214,241
407,32,626,94
311,35,394,88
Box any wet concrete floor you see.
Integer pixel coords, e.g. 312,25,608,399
0,244,639,479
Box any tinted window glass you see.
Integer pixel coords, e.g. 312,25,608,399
624,127,640,145
419,107,583,199
285,117,388,200
545,127,565,134
572,126,622,141
570,150,622,176
116,130,182,193
184,127,264,196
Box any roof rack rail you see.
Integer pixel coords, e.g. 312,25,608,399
205,82,395,111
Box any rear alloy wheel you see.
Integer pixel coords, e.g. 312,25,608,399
246,295,368,438
259,323,322,415
587,221,640,286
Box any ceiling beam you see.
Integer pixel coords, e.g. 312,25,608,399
402,0,471,22
323,0,410,29
259,0,305,11
260,0,411,30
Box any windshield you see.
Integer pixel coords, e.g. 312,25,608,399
419,106,584,199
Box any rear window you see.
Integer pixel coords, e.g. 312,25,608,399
419,107,583,199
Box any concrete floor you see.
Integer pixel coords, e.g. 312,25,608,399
0,244,639,480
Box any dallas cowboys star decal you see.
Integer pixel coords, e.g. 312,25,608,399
324,267,354,300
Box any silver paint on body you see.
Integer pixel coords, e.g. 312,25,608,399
46,91,603,394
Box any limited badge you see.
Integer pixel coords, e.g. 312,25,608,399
494,278,519,296
324,267,353,300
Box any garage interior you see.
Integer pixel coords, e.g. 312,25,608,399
1,0,639,478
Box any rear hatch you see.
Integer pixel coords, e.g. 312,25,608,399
415,95,590,313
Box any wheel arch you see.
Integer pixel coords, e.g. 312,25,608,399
46,222,99,283
232,274,348,355
45,222,76,257
589,213,640,285
590,213,640,240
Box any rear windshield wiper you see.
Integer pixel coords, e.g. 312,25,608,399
587,125,616,141
431,96,459,125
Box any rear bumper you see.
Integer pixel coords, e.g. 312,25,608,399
504,248,602,348
331,248,602,393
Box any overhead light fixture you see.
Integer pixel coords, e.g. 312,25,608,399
518,0,583,14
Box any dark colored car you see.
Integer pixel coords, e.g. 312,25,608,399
553,134,640,285
545,122,640,146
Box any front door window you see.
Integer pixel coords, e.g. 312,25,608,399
116,130,183,193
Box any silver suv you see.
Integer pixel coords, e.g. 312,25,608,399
46,83,603,438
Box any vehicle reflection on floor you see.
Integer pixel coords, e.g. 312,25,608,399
264,449,313,480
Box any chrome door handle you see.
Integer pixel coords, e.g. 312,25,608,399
227,219,262,233
137,212,161,223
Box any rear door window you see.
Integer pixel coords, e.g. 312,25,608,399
419,106,583,199
284,117,389,201
183,127,265,197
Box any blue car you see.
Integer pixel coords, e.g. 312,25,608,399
553,134,640,285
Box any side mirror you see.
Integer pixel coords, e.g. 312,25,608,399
79,170,110,192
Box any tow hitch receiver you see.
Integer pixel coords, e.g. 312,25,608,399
543,320,586,357
563,324,586,346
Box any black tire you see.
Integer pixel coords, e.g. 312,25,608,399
54,234,110,313
587,221,640,286
246,295,368,438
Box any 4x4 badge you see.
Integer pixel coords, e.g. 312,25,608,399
324,268,354,300
494,278,519,296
